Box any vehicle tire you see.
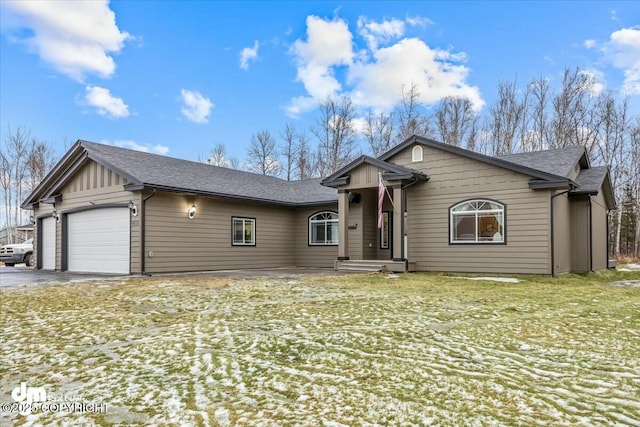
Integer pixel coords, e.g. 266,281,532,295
25,253,34,267
5,263,15,267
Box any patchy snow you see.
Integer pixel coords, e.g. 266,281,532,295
454,276,520,283
0,277,638,426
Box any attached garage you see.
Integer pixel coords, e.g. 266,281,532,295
66,207,130,274
40,216,56,270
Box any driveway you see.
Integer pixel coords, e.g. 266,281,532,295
0,266,127,288
0,267,358,288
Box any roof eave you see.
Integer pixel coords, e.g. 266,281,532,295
320,176,350,188
381,135,571,183
528,179,575,190
382,172,429,182
125,183,337,207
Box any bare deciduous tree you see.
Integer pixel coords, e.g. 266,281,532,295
488,77,527,155
396,82,433,140
246,130,280,176
201,143,229,167
434,96,476,147
295,132,314,180
312,95,357,176
550,68,598,149
524,75,552,151
363,110,395,157
280,124,298,181
26,140,55,192
1,126,56,241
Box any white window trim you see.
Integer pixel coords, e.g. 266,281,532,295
412,145,423,162
380,211,390,249
232,217,256,246
309,211,339,246
450,199,505,244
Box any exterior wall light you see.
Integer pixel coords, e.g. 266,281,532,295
187,204,196,220
129,201,138,217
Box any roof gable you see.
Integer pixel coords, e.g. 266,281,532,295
498,146,589,179
321,155,428,188
570,166,616,209
380,135,575,189
23,140,337,208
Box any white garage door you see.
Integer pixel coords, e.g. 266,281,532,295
41,216,56,270
68,208,130,274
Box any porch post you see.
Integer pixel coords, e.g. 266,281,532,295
338,189,349,260
392,184,404,261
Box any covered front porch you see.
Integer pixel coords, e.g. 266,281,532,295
320,156,429,273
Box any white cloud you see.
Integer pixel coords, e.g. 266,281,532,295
349,38,484,112
180,89,214,124
357,16,405,50
606,27,640,95
583,39,597,49
610,9,618,21
287,15,483,117
580,69,605,96
84,85,129,118
1,0,130,81
239,40,259,70
287,16,354,116
102,139,169,155
406,15,433,27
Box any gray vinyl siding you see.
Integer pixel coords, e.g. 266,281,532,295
34,160,141,273
376,195,393,260
361,189,377,259
144,192,295,273
342,163,381,190
553,192,572,274
293,204,338,268
33,204,54,269
591,192,608,271
570,197,590,272
347,200,364,259
388,144,551,275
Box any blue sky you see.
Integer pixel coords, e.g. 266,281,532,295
1,1,638,165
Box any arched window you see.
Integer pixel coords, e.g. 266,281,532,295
309,211,339,245
450,199,505,244
412,145,423,162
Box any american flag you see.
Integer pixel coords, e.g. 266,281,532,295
378,173,384,229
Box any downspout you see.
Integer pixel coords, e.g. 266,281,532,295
606,210,611,269
550,190,570,277
141,189,156,276
589,196,593,273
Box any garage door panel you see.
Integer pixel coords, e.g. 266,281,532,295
41,217,56,270
68,208,130,274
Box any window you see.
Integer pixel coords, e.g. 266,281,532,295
380,211,390,249
232,217,255,246
450,199,505,243
412,145,423,162
309,211,338,245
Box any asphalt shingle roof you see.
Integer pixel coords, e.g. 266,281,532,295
81,141,337,206
498,146,586,178
572,166,609,193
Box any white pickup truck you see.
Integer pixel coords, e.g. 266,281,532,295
0,238,34,267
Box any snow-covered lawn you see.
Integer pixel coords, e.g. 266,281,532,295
1,271,639,426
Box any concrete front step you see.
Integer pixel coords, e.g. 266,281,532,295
335,259,408,273
338,263,385,272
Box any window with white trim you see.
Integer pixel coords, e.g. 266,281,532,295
232,217,255,246
309,211,338,245
412,145,423,162
450,200,505,243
